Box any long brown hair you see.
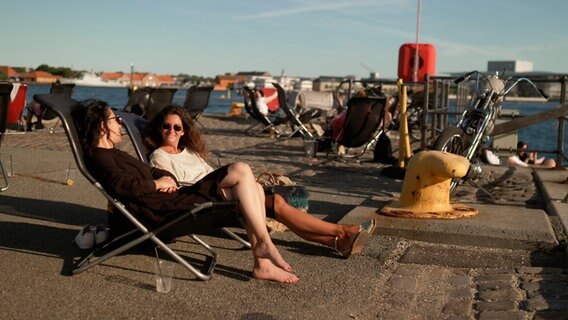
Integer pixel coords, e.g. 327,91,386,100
143,105,207,159
72,99,111,155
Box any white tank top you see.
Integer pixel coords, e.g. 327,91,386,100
149,148,214,185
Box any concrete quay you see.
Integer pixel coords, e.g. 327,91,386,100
1,115,567,319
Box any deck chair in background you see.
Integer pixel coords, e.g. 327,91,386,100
182,85,214,132
116,110,251,249
294,90,337,121
334,95,387,159
123,87,151,115
144,88,177,121
5,83,28,133
35,83,75,133
272,83,314,140
0,82,13,191
34,93,240,281
242,86,285,137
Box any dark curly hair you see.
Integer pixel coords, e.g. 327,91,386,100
72,99,110,155
143,105,207,159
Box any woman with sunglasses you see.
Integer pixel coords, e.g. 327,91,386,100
73,99,298,284
143,105,377,260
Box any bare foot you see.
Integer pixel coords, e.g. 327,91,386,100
253,241,292,272
252,259,299,284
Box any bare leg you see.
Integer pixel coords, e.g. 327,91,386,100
252,258,299,284
269,194,360,248
218,162,292,272
540,158,556,168
243,226,299,283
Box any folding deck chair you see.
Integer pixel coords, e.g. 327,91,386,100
242,86,286,137
181,85,214,132
272,83,314,140
34,93,243,281
115,110,251,249
123,87,152,115
0,82,13,192
144,88,177,121
33,83,76,133
334,95,387,158
5,83,27,132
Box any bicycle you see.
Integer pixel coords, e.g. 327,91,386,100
432,70,548,191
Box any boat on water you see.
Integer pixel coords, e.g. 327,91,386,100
60,72,126,88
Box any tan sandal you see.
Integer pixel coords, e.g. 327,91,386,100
335,219,377,258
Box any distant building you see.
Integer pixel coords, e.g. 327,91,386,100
312,76,343,91
235,71,275,88
214,74,240,91
101,72,124,82
293,79,313,91
20,71,59,84
156,74,175,87
0,66,21,80
488,60,534,74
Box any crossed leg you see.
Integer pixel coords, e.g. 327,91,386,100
219,162,298,283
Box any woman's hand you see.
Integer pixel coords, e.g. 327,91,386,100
155,176,178,193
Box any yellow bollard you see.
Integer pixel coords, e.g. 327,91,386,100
379,150,478,219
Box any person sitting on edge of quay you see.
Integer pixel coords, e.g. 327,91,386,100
25,98,45,131
73,99,299,284
507,141,556,168
142,105,377,259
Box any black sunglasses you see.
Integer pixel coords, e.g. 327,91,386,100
107,115,123,125
161,123,183,132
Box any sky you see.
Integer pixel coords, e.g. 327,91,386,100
2,0,567,79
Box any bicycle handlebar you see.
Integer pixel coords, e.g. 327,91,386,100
454,70,478,84
502,77,548,100
456,71,548,100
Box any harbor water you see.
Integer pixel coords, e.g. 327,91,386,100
25,84,241,116
25,84,567,164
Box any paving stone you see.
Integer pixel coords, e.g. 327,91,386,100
477,289,523,302
533,310,568,320
387,275,417,292
523,295,549,311
477,281,516,291
417,295,446,315
478,311,530,320
392,264,420,276
448,274,472,287
478,269,517,275
476,300,518,312
450,287,475,299
443,299,472,316
475,274,515,282
518,266,566,274
383,291,416,308
527,288,568,300
446,316,473,320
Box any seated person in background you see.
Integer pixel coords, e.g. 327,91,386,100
507,141,556,168
143,105,377,259
74,99,299,284
255,89,287,122
25,98,45,131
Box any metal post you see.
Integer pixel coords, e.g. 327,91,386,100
557,76,566,165
421,74,430,149
130,63,134,89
